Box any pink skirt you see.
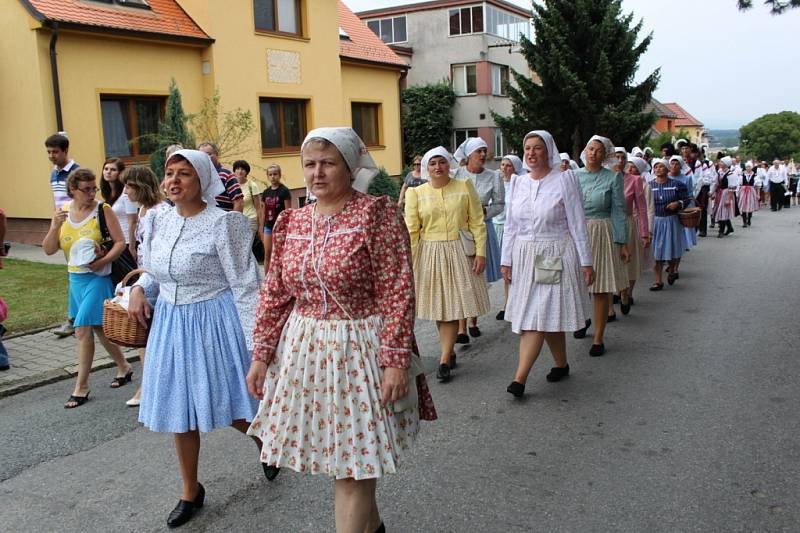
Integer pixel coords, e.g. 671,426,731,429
713,190,736,221
738,186,759,213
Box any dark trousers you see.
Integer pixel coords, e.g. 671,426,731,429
741,212,752,226
697,185,710,235
770,182,786,210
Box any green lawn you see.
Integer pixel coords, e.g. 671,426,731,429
0,259,68,335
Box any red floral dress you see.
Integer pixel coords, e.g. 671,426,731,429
247,192,435,480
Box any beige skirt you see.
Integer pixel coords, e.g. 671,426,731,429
625,215,644,282
587,218,629,294
414,239,490,321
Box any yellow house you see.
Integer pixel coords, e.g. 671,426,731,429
2,0,407,243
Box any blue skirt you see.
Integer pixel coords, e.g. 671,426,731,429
652,216,686,261
68,272,113,327
484,219,502,283
684,227,697,249
139,290,257,433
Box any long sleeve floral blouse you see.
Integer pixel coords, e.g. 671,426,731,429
252,192,416,370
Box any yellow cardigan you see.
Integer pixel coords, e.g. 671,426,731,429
404,178,487,258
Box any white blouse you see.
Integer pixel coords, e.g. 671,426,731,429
135,204,260,349
111,192,138,243
501,169,592,267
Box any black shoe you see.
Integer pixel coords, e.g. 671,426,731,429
262,463,280,481
699,232,707,237
449,352,457,369
573,319,591,339
612,294,620,304
589,343,605,357
495,310,505,320
0,364,9,371
437,364,451,382
629,296,635,306
375,523,386,533
620,302,631,315
607,314,617,323
546,365,570,382
167,483,205,528
455,333,470,344
468,326,481,338
506,381,525,398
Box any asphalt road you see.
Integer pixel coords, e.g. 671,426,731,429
1,208,799,533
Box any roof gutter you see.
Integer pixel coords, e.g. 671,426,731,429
48,22,64,132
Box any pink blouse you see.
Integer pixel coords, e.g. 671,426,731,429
624,173,650,238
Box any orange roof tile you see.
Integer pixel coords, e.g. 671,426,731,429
662,102,704,128
21,0,211,43
338,1,407,69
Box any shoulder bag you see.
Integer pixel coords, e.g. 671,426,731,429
97,203,139,286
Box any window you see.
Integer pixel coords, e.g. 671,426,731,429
453,129,479,152
494,129,506,159
100,95,164,161
352,103,380,146
259,98,307,152
492,64,510,96
449,6,483,36
452,64,477,96
93,0,150,8
485,5,531,42
366,16,407,44
254,0,301,35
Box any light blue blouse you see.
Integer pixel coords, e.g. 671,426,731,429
576,167,628,245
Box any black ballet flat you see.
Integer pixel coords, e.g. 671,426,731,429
612,294,621,304
437,364,451,382
375,522,386,533
621,302,631,315
455,333,470,345
495,310,505,320
546,365,570,382
649,283,664,291
573,319,591,339
607,313,617,323
262,463,280,481
449,352,457,369
506,381,525,398
167,483,205,528
468,326,482,338
589,343,605,357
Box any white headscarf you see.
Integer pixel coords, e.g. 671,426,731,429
581,135,617,170
631,146,644,158
643,147,654,156
614,146,626,154
301,127,379,193
628,156,649,176
668,155,684,168
559,152,570,161
675,138,689,149
167,149,225,206
720,156,733,169
453,137,488,164
501,154,524,176
420,146,457,180
523,130,562,170
570,160,580,171
651,158,668,172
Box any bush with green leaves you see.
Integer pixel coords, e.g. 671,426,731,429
401,82,456,163
367,167,400,201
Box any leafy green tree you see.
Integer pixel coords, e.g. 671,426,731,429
367,167,400,201
739,111,800,161
188,89,256,164
645,128,693,153
494,0,659,158
401,82,456,163
738,0,800,14
148,79,195,178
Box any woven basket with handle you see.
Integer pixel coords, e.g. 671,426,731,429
678,207,702,229
102,268,150,348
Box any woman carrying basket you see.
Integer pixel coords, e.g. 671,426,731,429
649,159,691,291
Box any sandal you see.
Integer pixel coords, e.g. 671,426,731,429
649,283,664,291
111,370,133,389
64,392,90,409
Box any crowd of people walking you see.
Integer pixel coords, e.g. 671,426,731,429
6,125,794,532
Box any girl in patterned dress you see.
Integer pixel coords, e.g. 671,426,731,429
648,159,691,290
247,128,435,533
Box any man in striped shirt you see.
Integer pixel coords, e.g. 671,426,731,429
198,142,244,212
45,134,79,210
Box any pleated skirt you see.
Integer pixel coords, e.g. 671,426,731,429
739,186,759,213
247,313,418,480
484,219,502,283
139,290,257,433
504,237,590,333
714,190,736,221
625,215,645,282
413,240,490,321
652,216,686,261
587,218,628,294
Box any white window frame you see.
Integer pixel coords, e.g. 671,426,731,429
485,4,532,43
494,128,505,159
491,64,509,96
452,63,477,96
366,15,407,44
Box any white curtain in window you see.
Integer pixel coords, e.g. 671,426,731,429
101,100,131,157
277,0,298,33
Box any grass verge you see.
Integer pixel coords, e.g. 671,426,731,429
0,259,68,335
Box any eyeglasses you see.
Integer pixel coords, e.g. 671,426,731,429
413,163,421,166
75,186,98,194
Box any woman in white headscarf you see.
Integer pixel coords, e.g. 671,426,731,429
559,152,571,171
616,154,650,314
501,131,594,398
405,146,489,380
495,154,523,321
453,137,505,340
246,128,436,533
127,149,266,528
574,135,629,357
711,156,737,237
738,161,759,226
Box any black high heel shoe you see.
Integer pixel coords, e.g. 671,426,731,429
167,483,205,528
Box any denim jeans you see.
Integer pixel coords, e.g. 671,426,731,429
0,324,8,368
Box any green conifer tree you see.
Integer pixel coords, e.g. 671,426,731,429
149,79,195,178
367,167,400,201
493,0,659,158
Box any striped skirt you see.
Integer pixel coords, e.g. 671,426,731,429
738,185,759,213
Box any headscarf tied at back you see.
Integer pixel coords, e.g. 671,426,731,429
581,135,618,170
453,137,488,164
523,130,563,170
166,149,225,206
719,156,733,169
501,154,524,175
420,146,458,180
301,127,379,193
628,156,650,176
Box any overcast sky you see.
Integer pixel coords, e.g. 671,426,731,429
343,0,800,130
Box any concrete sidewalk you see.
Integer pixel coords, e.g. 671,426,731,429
5,242,65,265
0,327,138,397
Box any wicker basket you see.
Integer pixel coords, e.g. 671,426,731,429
678,207,702,229
102,269,150,348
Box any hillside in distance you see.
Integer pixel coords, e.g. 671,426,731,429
708,129,740,148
